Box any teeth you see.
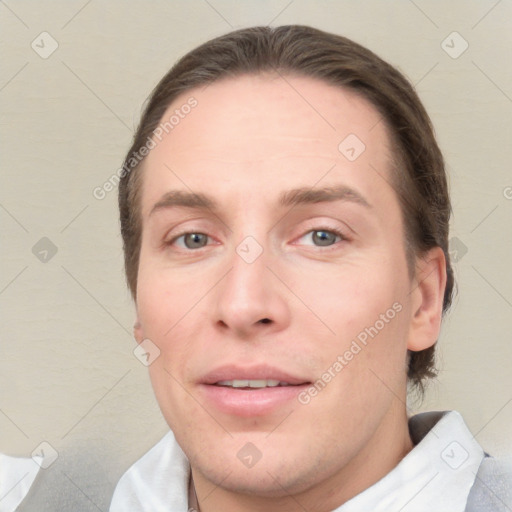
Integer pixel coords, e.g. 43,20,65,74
217,379,287,388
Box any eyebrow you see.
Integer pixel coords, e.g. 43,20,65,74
149,184,371,217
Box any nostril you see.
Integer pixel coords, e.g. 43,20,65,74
259,318,271,324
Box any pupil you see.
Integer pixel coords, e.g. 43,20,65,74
186,233,206,249
314,230,334,246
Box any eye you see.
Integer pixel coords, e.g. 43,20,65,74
169,232,210,250
166,228,346,252
297,228,345,248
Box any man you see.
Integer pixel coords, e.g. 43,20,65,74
110,25,511,511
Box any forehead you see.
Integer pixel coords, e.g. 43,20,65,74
140,73,396,214
152,73,386,156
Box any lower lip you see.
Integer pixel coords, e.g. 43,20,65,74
199,384,309,417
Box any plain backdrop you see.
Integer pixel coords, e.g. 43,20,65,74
1,1,511,510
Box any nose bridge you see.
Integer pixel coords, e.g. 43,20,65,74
225,197,270,286
225,233,269,309
212,226,288,336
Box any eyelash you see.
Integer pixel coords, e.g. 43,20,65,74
165,226,348,252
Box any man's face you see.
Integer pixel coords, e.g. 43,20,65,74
135,74,418,497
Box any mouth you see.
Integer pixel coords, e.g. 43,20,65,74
215,379,294,389
199,365,312,417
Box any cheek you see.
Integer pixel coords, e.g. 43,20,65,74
136,254,189,336
297,262,404,330
136,259,206,374
293,261,410,382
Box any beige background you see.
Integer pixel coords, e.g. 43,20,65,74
1,1,511,510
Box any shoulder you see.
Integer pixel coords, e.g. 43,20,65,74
407,410,512,511
465,455,512,511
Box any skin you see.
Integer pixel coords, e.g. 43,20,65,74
134,73,447,511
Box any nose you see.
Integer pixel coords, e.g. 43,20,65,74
213,237,290,340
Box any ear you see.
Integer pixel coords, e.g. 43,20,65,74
134,315,144,344
407,247,447,352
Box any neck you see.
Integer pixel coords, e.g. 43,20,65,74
191,401,413,512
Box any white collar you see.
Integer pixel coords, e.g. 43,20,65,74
0,453,42,512
333,410,484,511
109,410,484,512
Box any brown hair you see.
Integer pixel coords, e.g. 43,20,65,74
119,25,454,391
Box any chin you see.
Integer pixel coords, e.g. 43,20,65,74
195,459,313,498
187,434,333,499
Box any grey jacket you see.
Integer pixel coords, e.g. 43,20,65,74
465,454,512,511
408,411,512,511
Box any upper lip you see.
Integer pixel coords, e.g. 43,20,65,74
200,364,311,385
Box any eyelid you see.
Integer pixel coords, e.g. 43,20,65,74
162,218,220,247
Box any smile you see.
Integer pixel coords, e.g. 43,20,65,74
215,379,291,388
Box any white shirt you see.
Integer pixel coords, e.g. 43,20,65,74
0,453,42,512
109,410,487,512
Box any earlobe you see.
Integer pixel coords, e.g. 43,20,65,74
407,247,447,352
